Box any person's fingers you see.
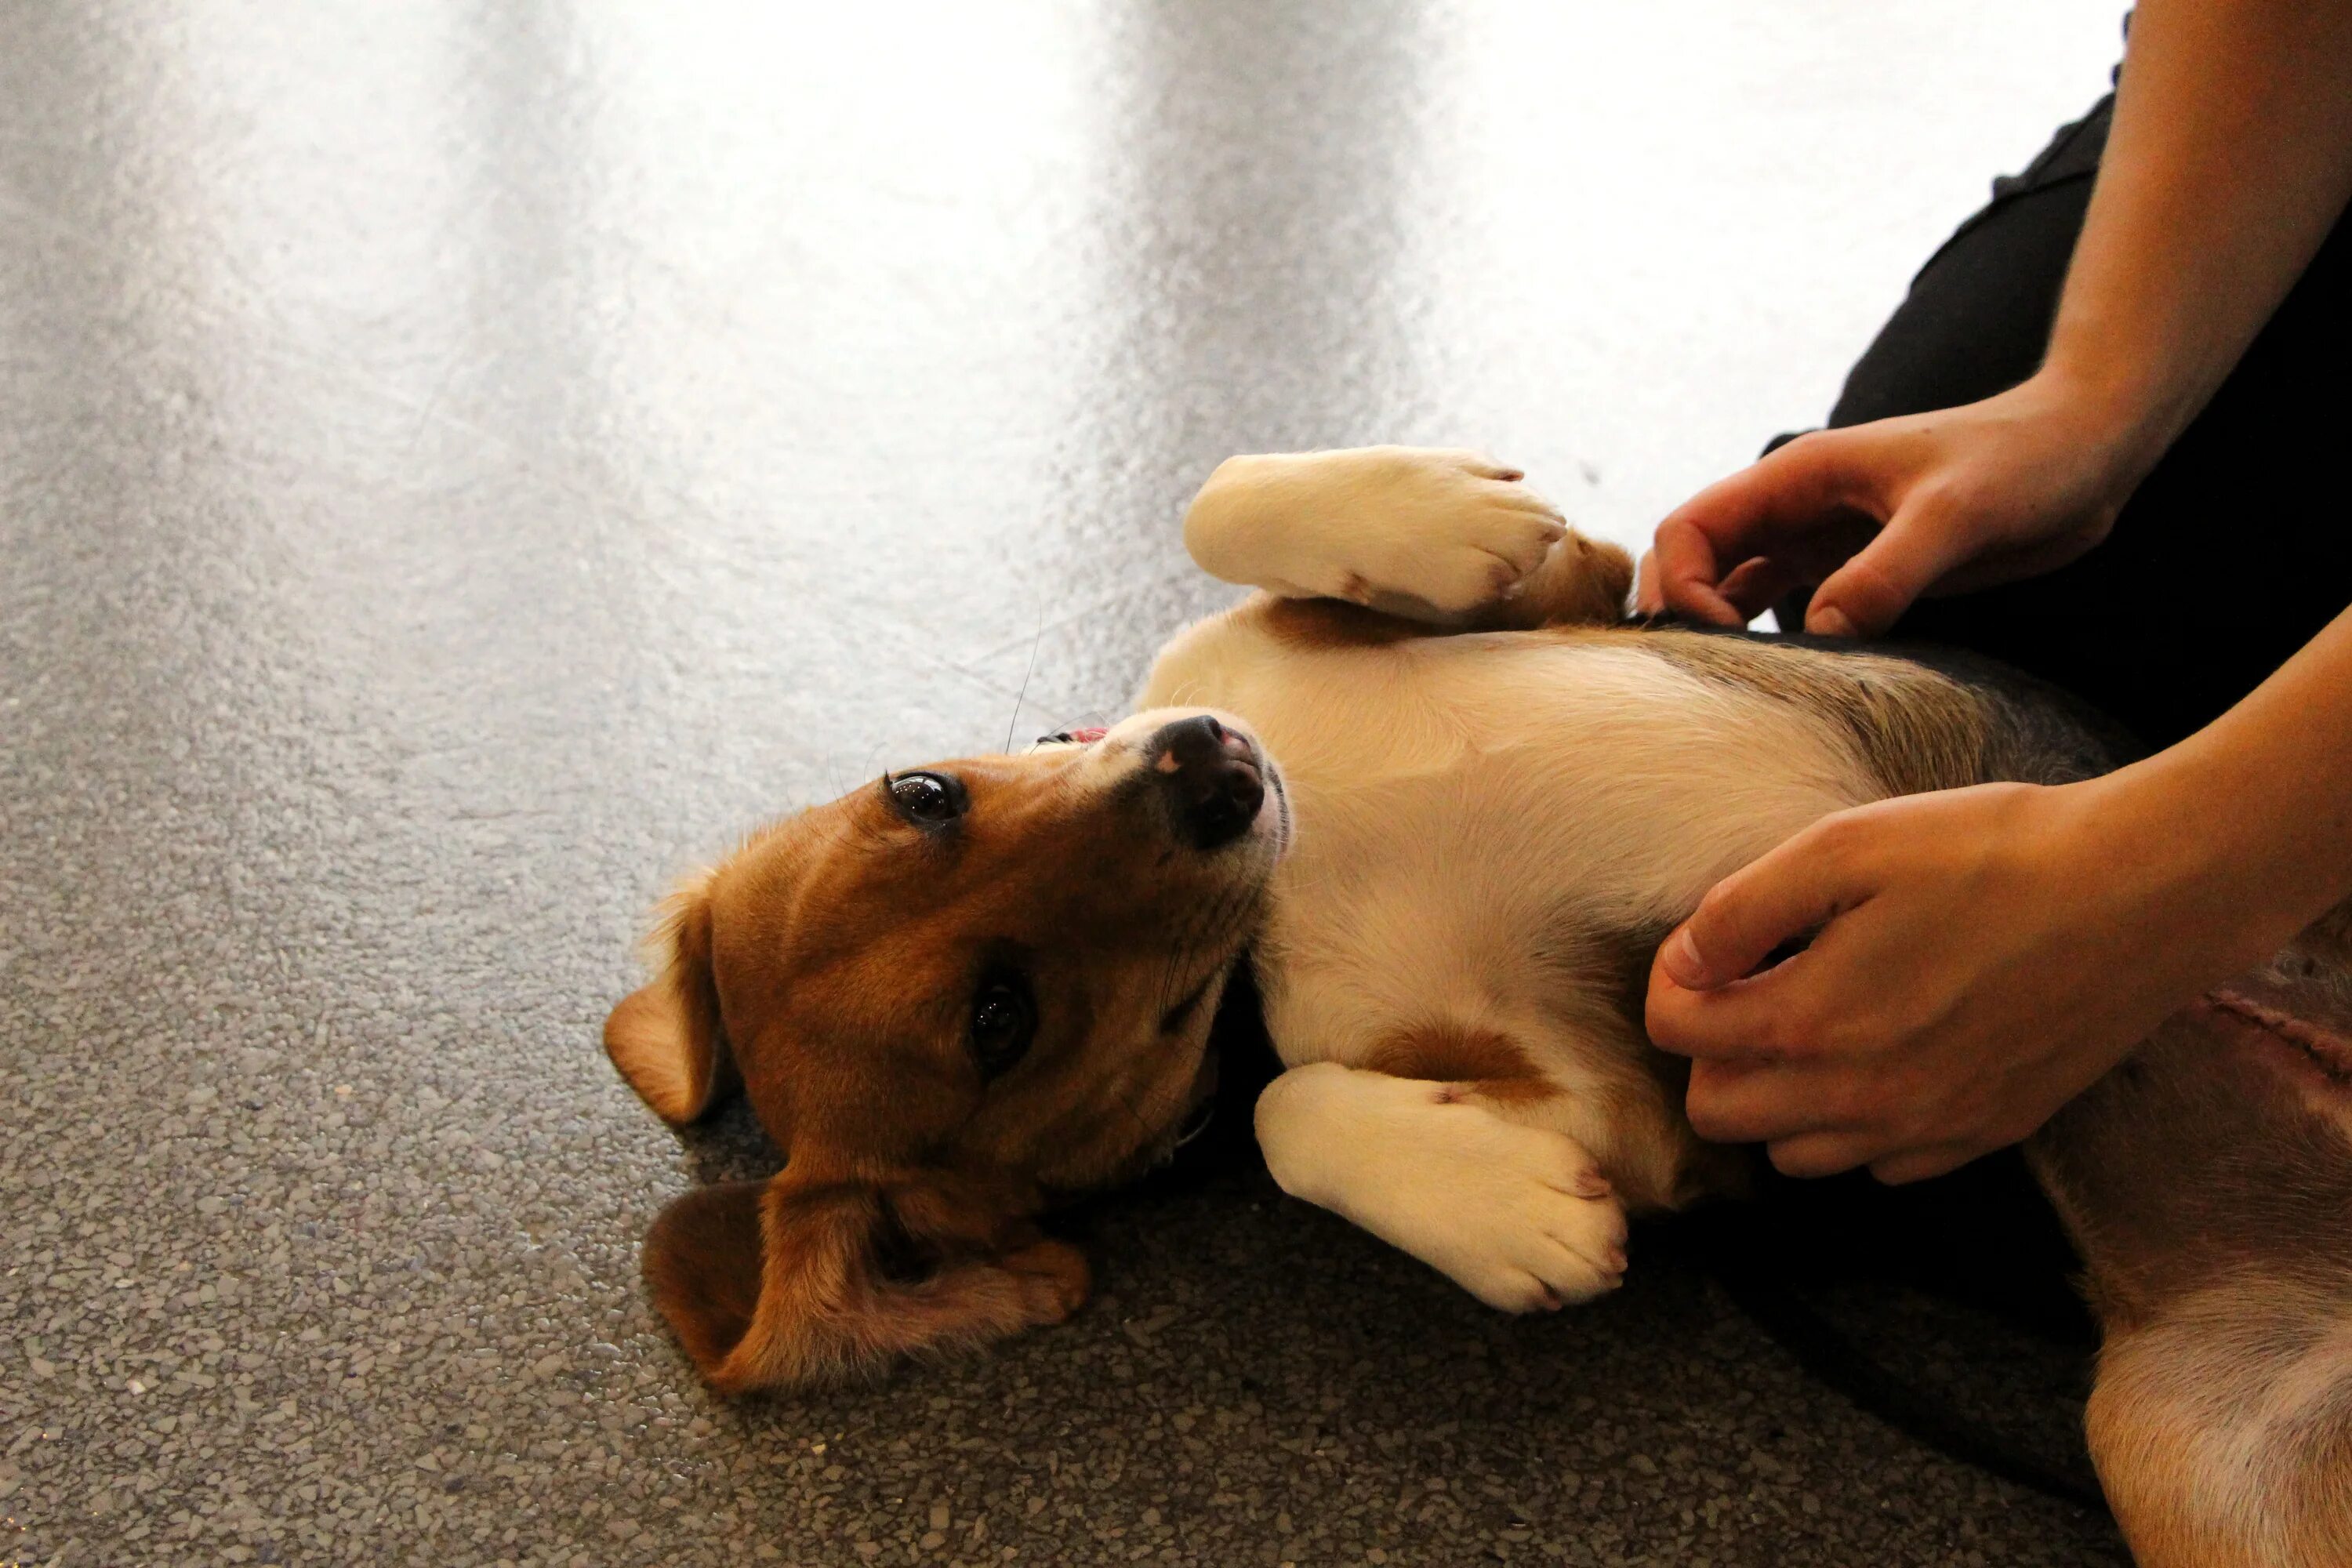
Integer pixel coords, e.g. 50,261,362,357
1645,952,1824,1063
1649,514,1743,626
1670,433,1884,555
1647,823,1884,1063
1714,556,1803,621
1634,549,1664,615
1657,821,1875,993
1867,1142,1979,1185
1652,433,1892,625
1766,1129,1889,1179
1684,1058,1860,1144
1802,495,1981,637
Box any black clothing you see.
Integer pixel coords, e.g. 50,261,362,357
1783,94,2352,750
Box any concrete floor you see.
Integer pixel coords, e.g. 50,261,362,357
2,3,2137,1564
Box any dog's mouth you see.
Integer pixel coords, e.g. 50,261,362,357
1264,757,1293,859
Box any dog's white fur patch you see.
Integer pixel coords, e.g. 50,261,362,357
1142,447,1885,1290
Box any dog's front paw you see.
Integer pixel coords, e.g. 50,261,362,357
1322,447,1569,619
1188,447,1568,620
1382,1102,1628,1311
1259,1065,1628,1312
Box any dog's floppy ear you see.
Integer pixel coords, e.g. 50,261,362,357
606,877,739,1124
641,1164,1089,1393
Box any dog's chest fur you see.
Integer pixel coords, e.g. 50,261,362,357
1142,613,1896,1201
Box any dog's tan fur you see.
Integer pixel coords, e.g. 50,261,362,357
608,447,2352,1563
606,742,1269,1388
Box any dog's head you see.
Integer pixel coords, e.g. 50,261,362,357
606,708,1286,1392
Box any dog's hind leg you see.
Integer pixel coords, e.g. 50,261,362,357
2083,1272,2352,1567
2032,983,2352,1563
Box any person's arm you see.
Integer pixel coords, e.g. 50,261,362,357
2045,0,2352,476
1641,0,2352,636
1646,603,2352,1182
1636,0,2352,1179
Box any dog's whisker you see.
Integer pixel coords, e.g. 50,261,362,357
830,739,888,808
1003,612,1047,754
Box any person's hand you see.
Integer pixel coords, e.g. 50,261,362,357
1643,773,2292,1182
1636,372,2163,635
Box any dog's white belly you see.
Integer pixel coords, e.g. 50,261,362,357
1165,629,1882,1073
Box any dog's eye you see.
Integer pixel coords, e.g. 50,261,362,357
970,977,1035,1082
888,771,961,823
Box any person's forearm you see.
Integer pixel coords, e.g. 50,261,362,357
2040,0,2352,477
2111,604,2352,953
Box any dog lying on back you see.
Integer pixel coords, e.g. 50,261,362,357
607,447,2352,1567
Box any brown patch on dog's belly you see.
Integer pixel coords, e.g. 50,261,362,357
1367,1021,1550,1095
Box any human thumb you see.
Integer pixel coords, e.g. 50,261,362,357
1804,505,1975,637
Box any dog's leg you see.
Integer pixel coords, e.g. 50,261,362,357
2082,1274,2352,1567
2034,992,2352,1562
1254,1061,1628,1310
1183,447,1628,626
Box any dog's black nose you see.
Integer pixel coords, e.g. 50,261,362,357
1149,714,1265,851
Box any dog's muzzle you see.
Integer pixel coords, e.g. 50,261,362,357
1149,714,1265,851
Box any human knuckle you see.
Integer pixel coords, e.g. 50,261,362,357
1907,481,1987,542
1887,1104,1951,1155
1730,1020,1783,1066
1980,1103,2039,1152
1685,1091,1733,1141
1811,1073,1871,1127
1904,475,1958,517
1774,429,1838,466
1804,813,1871,872
1688,880,1746,942
1765,995,1829,1054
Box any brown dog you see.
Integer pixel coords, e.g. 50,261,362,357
608,448,2352,1565
603,730,1269,1389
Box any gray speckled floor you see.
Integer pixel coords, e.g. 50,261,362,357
3,3,2135,1564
